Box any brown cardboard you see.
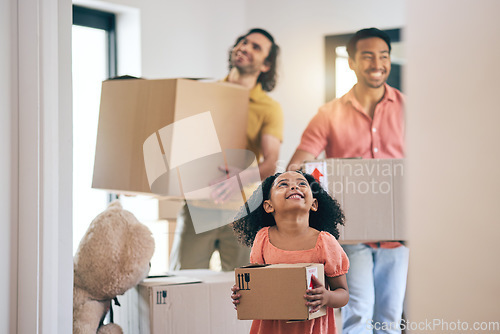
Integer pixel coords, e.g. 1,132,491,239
156,200,181,260
92,78,249,196
138,271,252,334
235,263,326,321
158,199,184,219
304,158,406,242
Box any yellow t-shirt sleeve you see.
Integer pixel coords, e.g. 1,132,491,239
260,100,283,142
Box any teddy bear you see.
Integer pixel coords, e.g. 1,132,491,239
73,200,155,334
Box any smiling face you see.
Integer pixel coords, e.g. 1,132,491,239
349,37,391,89
263,171,318,215
230,32,272,76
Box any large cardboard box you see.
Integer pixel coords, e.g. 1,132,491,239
235,263,326,321
92,78,249,196
158,199,184,219
138,270,252,334
304,158,406,242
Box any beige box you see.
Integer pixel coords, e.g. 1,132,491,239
158,199,184,219
235,263,326,321
138,270,252,334
304,158,406,242
92,78,249,196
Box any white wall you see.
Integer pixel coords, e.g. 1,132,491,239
2,0,73,332
77,0,251,84
85,0,246,79
243,0,406,167
3,0,495,331
138,0,246,79
406,0,500,327
80,0,405,168
0,0,18,332
84,0,407,168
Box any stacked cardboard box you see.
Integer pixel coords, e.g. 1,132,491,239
92,78,249,197
138,270,252,334
304,158,406,242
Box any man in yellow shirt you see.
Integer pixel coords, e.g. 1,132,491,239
169,28,283,271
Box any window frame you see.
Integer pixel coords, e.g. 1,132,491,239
72,5,117,78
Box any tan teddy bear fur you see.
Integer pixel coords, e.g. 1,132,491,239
73,201,155,334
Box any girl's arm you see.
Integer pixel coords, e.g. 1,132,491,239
304,274,349,312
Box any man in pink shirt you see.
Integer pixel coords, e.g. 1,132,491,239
287,28,409,334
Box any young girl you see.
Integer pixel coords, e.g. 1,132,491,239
231,171,349,334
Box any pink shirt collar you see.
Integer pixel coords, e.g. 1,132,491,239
343,83,396,112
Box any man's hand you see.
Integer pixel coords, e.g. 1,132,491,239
209,165,243,204
287,149,315,171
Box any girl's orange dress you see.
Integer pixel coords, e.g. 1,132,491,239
248,226,349,334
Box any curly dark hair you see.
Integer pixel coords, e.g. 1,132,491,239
228,28,280,92
231,171,345,247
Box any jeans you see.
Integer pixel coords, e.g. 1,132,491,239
341,243,409,334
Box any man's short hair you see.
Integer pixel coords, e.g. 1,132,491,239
346,28,392,59
229,28,280,92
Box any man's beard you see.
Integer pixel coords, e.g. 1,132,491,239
234,63,260,76
361,75,387,89
231,56,260,76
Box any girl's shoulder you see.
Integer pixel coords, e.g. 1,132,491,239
317,231,342,249
317,231,349,276
254,226,271,245
257,226,270,236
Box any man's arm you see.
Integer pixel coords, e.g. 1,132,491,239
258,133,281,180
286,149,315,171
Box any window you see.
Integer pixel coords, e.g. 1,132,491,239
324,29,403,101
73,5,117,77
72,6,162,273
72,6,117,253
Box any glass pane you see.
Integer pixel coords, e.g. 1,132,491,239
72,25,162,270
335,46,357,98
72,25,108,254
390,41,405,65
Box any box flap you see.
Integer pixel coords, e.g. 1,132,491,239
168,269,235,283
140,275,202,287
239,263,269,269
266,263,318,269
238,263,320,270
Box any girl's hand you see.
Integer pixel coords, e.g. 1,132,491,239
231,284,241,310
304,275,331,313
305,274,349,311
